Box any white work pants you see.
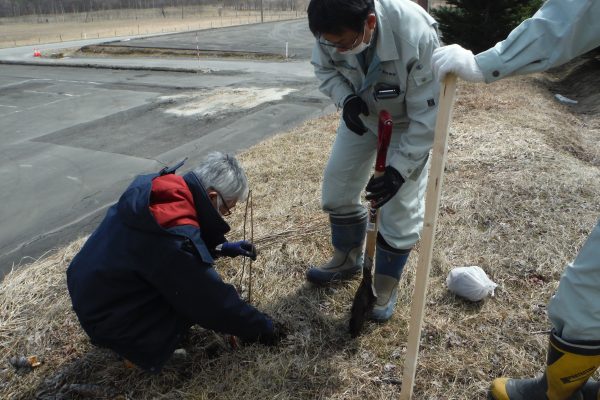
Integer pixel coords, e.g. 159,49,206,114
548,220,600,341
321,120,428,250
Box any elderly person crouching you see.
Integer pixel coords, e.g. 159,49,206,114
67,152,284,373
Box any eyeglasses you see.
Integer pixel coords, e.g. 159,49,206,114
217,192,233,217
318,29,363,50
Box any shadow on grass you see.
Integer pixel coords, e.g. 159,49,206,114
31,277,365,399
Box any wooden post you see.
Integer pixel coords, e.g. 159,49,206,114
399,74,457,400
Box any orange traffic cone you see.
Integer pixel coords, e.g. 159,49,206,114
33,48,41,57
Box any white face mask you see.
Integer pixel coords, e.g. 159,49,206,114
338,25,372,55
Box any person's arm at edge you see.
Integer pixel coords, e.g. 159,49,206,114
476,0,600,83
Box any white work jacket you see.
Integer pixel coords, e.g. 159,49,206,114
311,0,440,181
476,0,600,83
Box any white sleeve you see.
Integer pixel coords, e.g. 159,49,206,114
475,0,600,83
311,43,355,107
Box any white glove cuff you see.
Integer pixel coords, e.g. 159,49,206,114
433,44,485,83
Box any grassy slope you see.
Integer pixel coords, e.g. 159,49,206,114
1,68,599,399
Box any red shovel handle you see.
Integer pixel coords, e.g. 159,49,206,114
375,110,393,173
348,109,394,337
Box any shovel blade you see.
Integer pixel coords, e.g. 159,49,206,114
349,257,376,337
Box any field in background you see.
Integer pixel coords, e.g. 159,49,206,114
0,6,303,48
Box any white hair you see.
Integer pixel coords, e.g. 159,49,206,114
192,152,248,202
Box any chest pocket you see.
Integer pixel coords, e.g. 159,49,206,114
409,63,434,88
370,63,407,121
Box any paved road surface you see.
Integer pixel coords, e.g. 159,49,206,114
0,19,332,278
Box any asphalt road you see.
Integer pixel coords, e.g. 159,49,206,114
0,19,332,278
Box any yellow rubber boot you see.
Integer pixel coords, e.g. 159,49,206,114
489,330,600,400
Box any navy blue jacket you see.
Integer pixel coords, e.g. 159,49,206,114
67,169,273,372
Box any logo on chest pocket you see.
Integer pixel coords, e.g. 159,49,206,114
373,83,404,101
380,69,397,77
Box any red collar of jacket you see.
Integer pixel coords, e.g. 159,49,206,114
149,174,199,229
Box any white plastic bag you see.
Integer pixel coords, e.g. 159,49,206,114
446,266,497,302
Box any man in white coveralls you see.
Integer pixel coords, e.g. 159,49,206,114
305,0,440,322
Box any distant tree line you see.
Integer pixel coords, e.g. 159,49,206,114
0,0,305,18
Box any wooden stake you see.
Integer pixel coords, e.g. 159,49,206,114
240,190,253,302
399,73,457,400
248,189,254,304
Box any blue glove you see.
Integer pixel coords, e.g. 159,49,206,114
217,240,257,261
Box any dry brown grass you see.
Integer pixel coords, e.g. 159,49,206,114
0,7,303,48
1,67,599,399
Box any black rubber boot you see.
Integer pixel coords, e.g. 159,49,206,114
306,213,366,285
370,234,410,321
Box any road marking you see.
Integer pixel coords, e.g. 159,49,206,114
54,79,102,86
24,90,67,96
24,90,81,97
0,79,35,89
2,93,91,116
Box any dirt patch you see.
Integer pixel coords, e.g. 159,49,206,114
534,50,600,166
545,49,600,115
159,88,297,117
78,44,285,61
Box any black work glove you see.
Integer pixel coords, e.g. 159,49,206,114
342,94,370,135
259,320,288,346
242,320,288,346
216,240,257,261
365,166,405,208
